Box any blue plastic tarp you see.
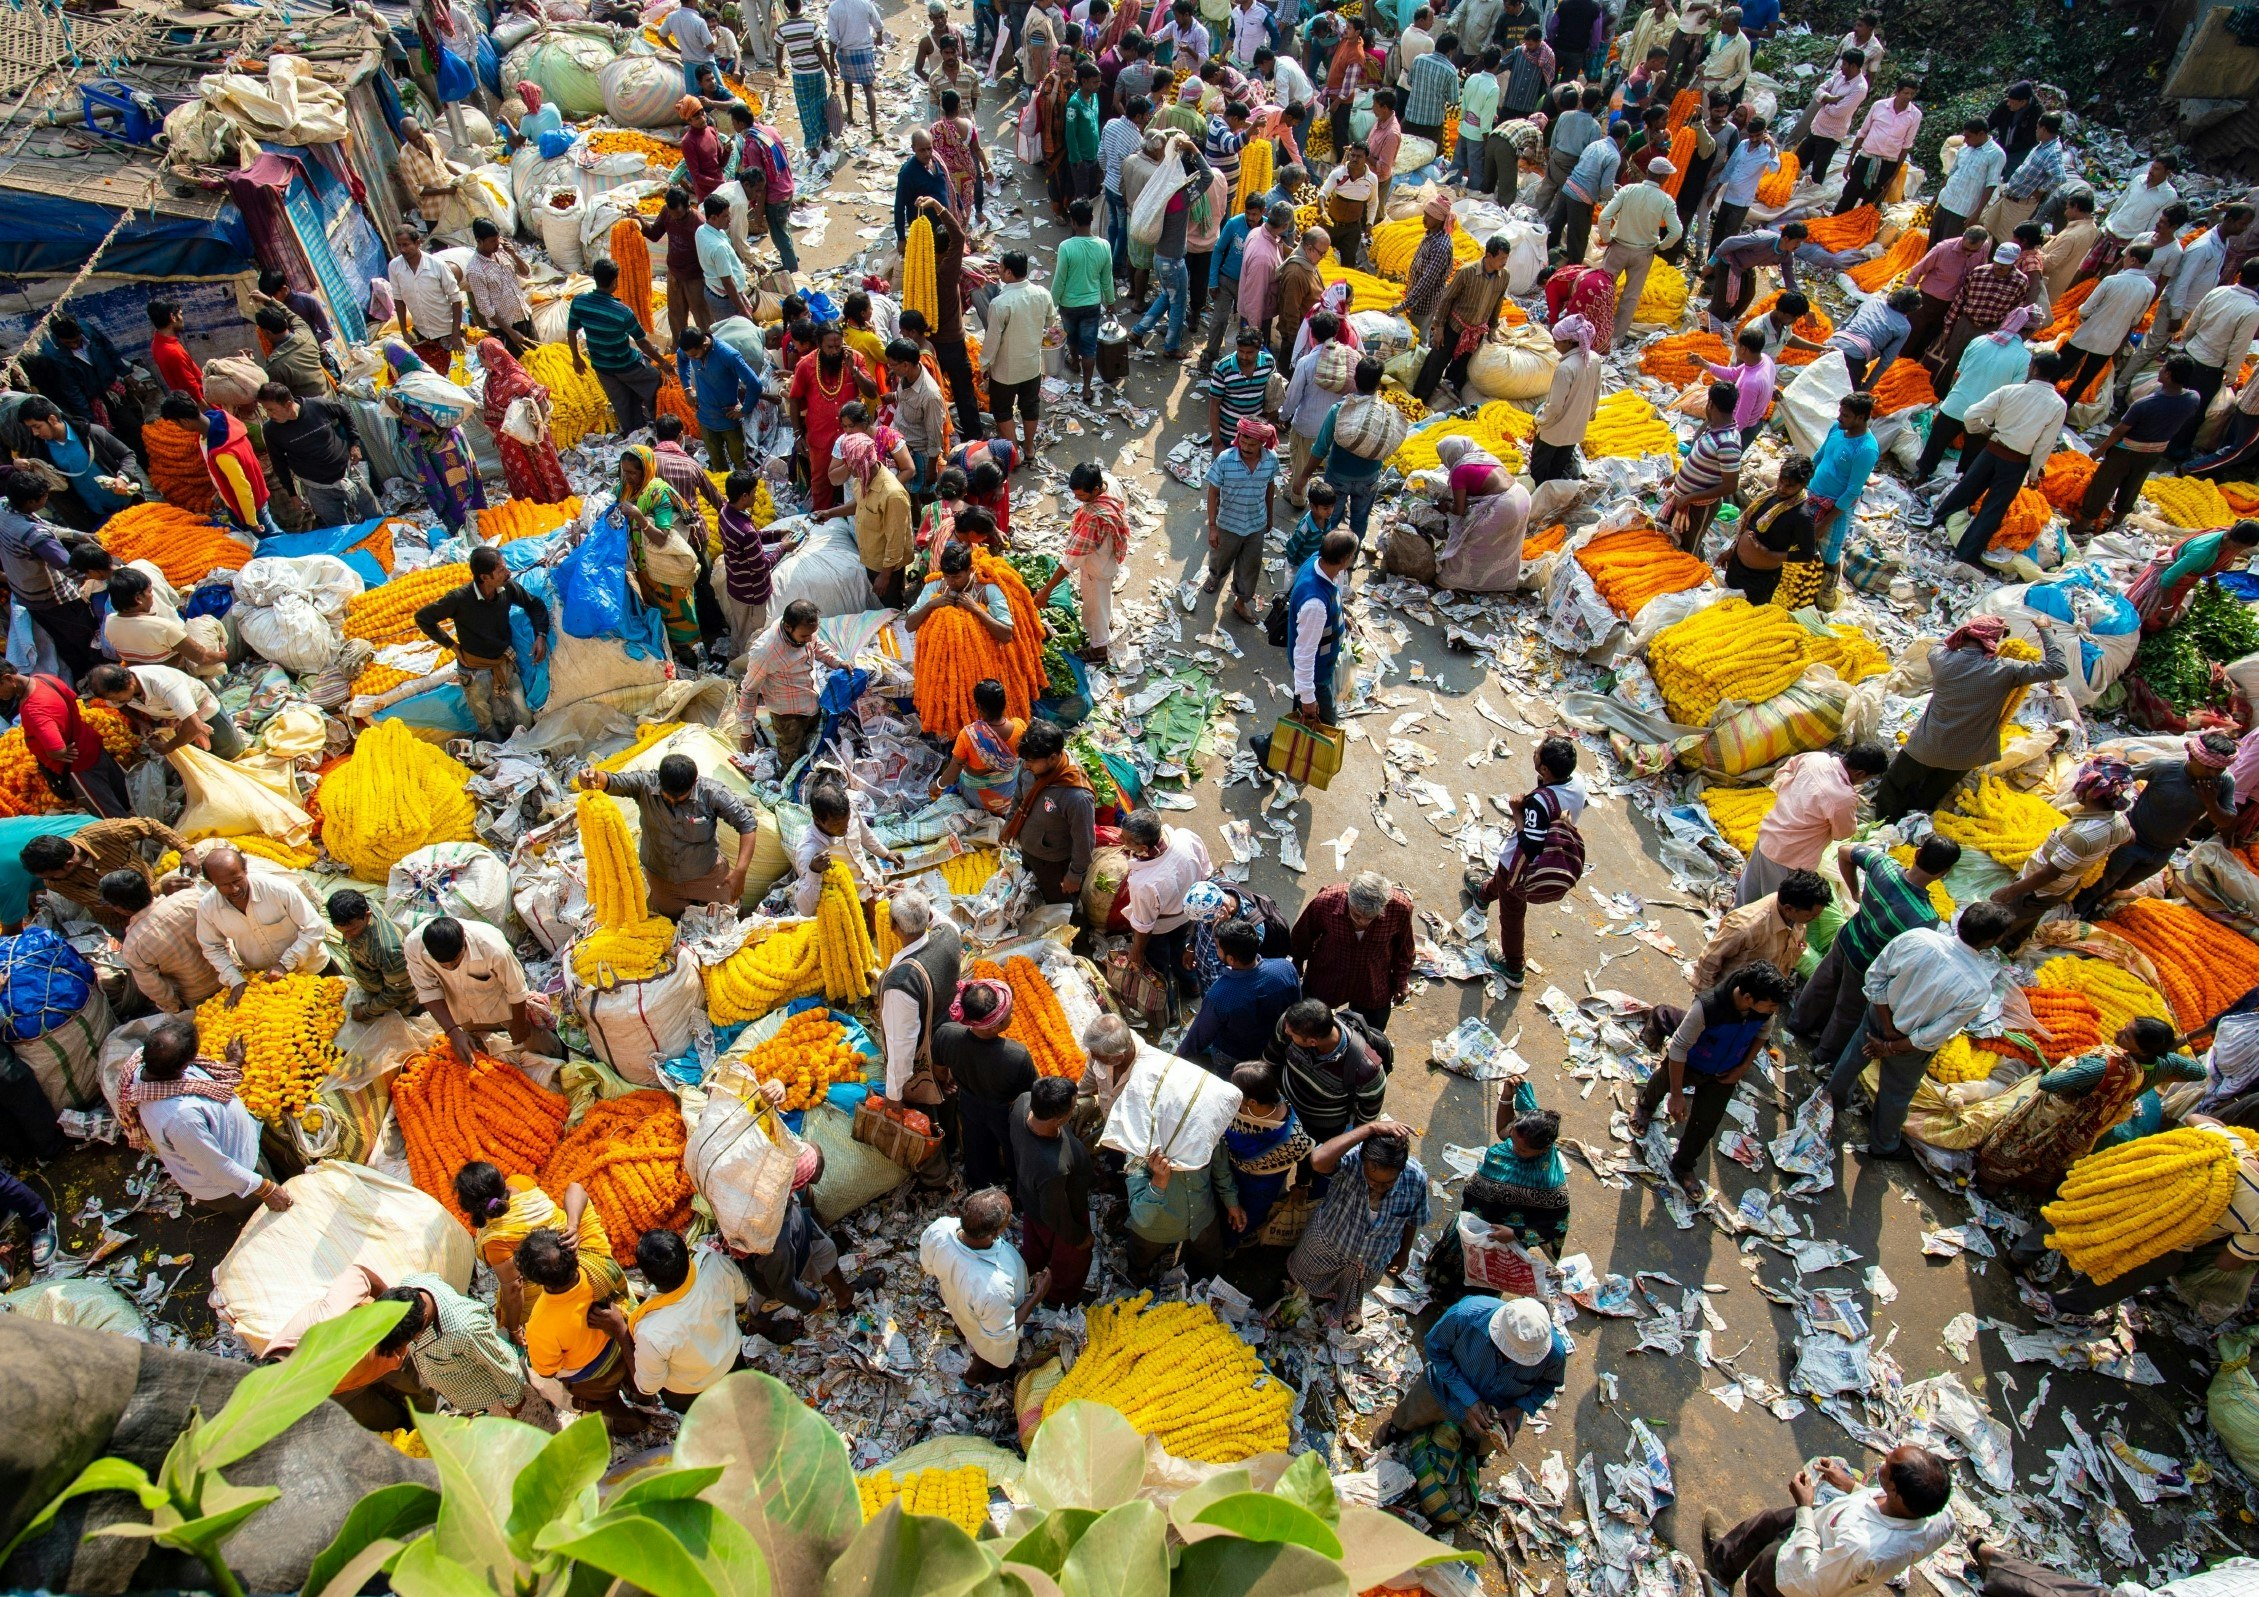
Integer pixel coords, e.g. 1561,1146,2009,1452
0,190,255,279
256,520,392,588
556,506,667,660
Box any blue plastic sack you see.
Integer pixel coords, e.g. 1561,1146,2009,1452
435,48,477,105
184,583,235,620
0,927,94,1040
556,507,668,660
475,32,502,96
256,519,394,586
537,128,576,158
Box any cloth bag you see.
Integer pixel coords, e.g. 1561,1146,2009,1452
852,1093,945,1170
683,1063,804,1253
1263,716,1345,788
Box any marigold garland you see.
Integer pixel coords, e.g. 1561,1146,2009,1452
1367,216,1480,281
317,718,478,879
1626,261,1690,325
483,497,583,542
2100,897,2259,1029
1647,598,1816,724
1664,88,1700,135
1754,152,1799,206
912,603,1032,739
1868,359,1937,416
610,217,655,333
1582,390,1679,459
1804,624,1888,682
1846,228,1927,294
392,1038,570,1228
1701,785,1775,852
1390,403,1532,474
97,504,255,588
2037,452,2097,515
346,565,473,647
1803,205,1879,253
974,552,1050,712
537,1089,695,1264
2043,1124,2259,1283
734,1008,872,1110
1317,262,1405,313
1038,1292,1292,1463
1575,526,1713,616
520,344,614,448
227,834,316,870
1639,331,1731,386
968,955,1088,1080
1657,126,1697,200
0,708,137,818
2021,986,2104,1062
572,788,675,988
1927,1033,2002,1086
858,1467,989,1535
1234,135,1274,215
144,417,218,514
704,859,872,1021
1986,488,2055,554
1524,522,1568,558
2037,278,2096,343
901,217,941,329
2142,476,2237,531
194,974,348,1128
2033,956,2176,1042
1929,776,2069,870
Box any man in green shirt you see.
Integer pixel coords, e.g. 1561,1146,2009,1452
566,257,673,435
327,888,419,1022
1789,837,1957,1063
1065,64,1102,199
1053,199,1116,400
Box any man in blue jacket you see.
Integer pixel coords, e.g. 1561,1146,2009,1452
1179,918,1302,1070
677,325,764,470
1379,1293,1567,1455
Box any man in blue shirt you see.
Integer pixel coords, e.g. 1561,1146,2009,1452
1808,391,1880,572
1180,919,1301,1068
1379,1293,1568,1454
675,325,763,469
893,128,957,247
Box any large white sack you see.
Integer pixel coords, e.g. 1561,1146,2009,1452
601,51,688,127
682,1057,804,1253
1465,323,1560,401
1779,349,1854,459
771,518,879,616
211,1161,473,1354
387,841,512,931
568,955,705,1084
1099,1044,1242,1170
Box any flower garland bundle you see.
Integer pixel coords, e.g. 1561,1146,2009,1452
193,975,347,1127
1927,1034,2002,1086
1803,205,1879,252
317,718,478,879
913,604,1033,738
537,1089,694,1263
1885,845,1957,917
734,1009,870,1110
873,893,903,967
1628,261,1690,325
1524,523,1568,558
596,721,687,774
352,658,443,699
973,552,1051,712
228,834,316,870
1754,152,1800,206
586,128,679,165
1868,359,1937,416
656,370,700,435
901,217,941,329
1639,331,1732,386
520,345,614,448
1657,126,1697,199
815,858,876,1002
1389,403,1533,474
705,922,824,1022
483,497,583,541
1994,634,2045,728
2023,986,2104,1062
858,1467,989,1535
98,504,254,587
346,565,472,647
1234,135,1274,214
2142,476,2237,531
145,417,218,513
1739,293,1834,355
2038,279,2096,343
610,217,655,333
1770,563,1825,609
2100,897,2259,1029
1986,488,2054,554
1583,390,1679,459
393,1039,569,1227
2222,482,2259,516
1038,1293,1292,1463
1648,598,1816,724
938,849,1001,896
2037,452,2097,514
1664,88,1701,134
1701,785,1775,852
2033,956,2175,1042
1378,387,1429,422
1317,262,1402,312
0,708,137,818
1367,217,1479,281
2043,1124,2259,1283
1805,624,1889,682
969,955,1088,1079
1846,228,1928,294
1929,776,2068,870
572,788,675,989
1575,526,1713,616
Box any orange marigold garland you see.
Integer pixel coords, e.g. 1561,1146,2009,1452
1754,152,1799,207
1987,488,2054,554
392,1039,570,1227
98,503,255,587
970,956,1089,1080
1803,205,1879,253
731,1008,873,1110
538,1089,695,1264
610,217,656,334
1524,522,1568,558
913,604,1032,738
2102,897,2259,1031
1639,331,1731,386
973,552,1050,710
2037,452,2096,514
1869,359,1937,416
2038,279,2096,343
1664,88,1701,135
1575,526,1714,615
1847,228,1928,294
2022,987,2104,1062
1658,127,1697,199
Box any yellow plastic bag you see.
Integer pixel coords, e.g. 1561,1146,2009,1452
172,743,314,844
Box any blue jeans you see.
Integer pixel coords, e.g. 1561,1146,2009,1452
1450,131,1483,183
1328,471,1381,539
1105,190,1129,277
1134,255,1191,350
973,0,998,56
1826,1011,1930,1155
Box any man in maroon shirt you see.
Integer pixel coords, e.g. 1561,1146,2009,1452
677,97,727,200
0,663,130,816
1290,870,1417,1033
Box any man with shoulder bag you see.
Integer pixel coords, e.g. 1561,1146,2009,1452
867,889,963,1187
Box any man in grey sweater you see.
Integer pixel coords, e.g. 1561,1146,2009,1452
1870,616,2067,822
1001,721,1096,905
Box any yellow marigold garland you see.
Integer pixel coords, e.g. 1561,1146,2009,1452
1927,1034,2001,1086
1805,624,1888,682
1367,216,1480,281
483,497,583,542
858,1467,989,1535
317,719,478,879
572,788,675,989
1701,785,1775,852
2034,956,2175,1042
901,217,941,330
194,974,348,1128
1390,402,1534,474
520,344,615,449
705,921,824,1022
346,565,472,647
1583,390,1679,459
2043,1124,2259,1283
1038,1293,1292,1463
2143,476,2236,530
1647,598,1816,724
1929,776,2069,871
938,849,1000,896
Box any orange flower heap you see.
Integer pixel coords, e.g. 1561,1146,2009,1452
2037,452,2096,514
346,564,472,646
2022,986,2104,1063
98,504,254,587
1576,526,1714,616
735,1009,872,1109
1803,205,1878,253
1740,293,1833,367
538,1089,695,1263
392,1038,569,1227
970,956,1088,1080
1638,331,1731,386
1847,228,1928,294
0,708,137,818
2103,897,2259,1030
1869,359,1937,416
1987,488,2054,553
913,604,1032,738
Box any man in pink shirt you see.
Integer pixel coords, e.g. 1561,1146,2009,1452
1900,227,1993,367
1736,744,1889,906
1837,78,1921,215
1238,202,1294,349
1702,326,1777,444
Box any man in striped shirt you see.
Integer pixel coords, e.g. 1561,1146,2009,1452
737,599,845,765
1791,838,1957,1061
1204,327,1276,449
1099,97,1154,278
1400,34,1460,143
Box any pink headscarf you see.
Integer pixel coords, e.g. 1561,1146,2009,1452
1553,314,1596,355
1987,304,2037,344
1179,79,1205,104
1944,617,2010,655
836,431,883,490
949,978,1015,1032
1236,416,1278,450
517,80,543,112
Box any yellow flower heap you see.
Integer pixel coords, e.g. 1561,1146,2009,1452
938,848,1001,896
1926,1034,2000,1086
2044,1124,2259,1283
1805,625,1889,683
2033,957,2174,1041
2142,476,2236,530
572,788,674,988
1390,402,1533,474
196,975,348,1128
1367,216,1480,280
1701,786,1775,852
318,720,478,879
345,566,471,647
858,1466,988,1536
1648,599,1815,724
1930,777,2067,871
1582,391,1679,459
703,859,873,1022
1040,1293,1291,1463
520,345,614,450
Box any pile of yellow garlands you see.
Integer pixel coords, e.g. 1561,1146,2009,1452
346,565,469,647
98,504,254,588
317,718,478,879
0,708,136,818
911,556,1048,737
520,344,615,449
1317,262,1403,313
2143,477,2238,530
1583,390,1679,458
1626,262,1690,325
585,128,680,167
858,1467,989,1537
393,1039,570,1228
1927,1034,2004,1086
703,859,875,1022
194,974,348,1129
1929,776,2067,869
1648,598,1815,724
572,787,675,988
2102,897,2259,1031
1805,624,1889,681
967,956,1088,1079
1701,785,1775,851
1038,1293,1292,1463
1886,844,1958,918
734,1008,871,1109
2045,1123,2259,1284
1366,216,1479,280
1390,402,1533,474
483,497,583,540
1575,526,1712,615
538,1089,695,1264
2037,452,2097,514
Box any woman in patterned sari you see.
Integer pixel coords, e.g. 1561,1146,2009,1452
929,90,990,228
931,677,1025,813
476,337,572,504
617,445,705,665
383,342,486,535
1223,1060,1314,1243
1422,1080,1569,1309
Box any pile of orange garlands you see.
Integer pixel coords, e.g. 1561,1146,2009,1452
1868,359,1938,416
1665,88,1701,135
1755,153,1799,206
2103,897,2259,1031
1657,127,1696,199
392,1039,569,1228
1524,523,1568,558
1987,489,2055,554
1639,331,1731,386
1848,229,1928,294
98,504,255,587
911,555,1048,736
2037,452,2097,514
1740,293,1832,365
1576,526,1713,615
2017,987,2106,1062
538,1089,695,1265
1803,205,1878,252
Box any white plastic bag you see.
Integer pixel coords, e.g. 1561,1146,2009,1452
1127,149,1193,248
387,841,512,931
1099,1048,1242,1171
682,1060,804,1253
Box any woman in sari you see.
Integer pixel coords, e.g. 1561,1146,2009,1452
931,677,1026,812
1976,1018,2197,1194
1432,435,1530,594
1035,56,1075,219
617,445,705,665
1723,453,1817,605
477,338,571,505
2129,519,2259,633
1223,1060,1315,1244
1423,1081,1569,1309
384,343,486,535
1544,264,1620,354
929,89,992,228
455,1162,607,1336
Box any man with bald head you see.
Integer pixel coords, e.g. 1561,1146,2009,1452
1703,1445,1955,1597
194,845,326,1006
1273,225,1329,366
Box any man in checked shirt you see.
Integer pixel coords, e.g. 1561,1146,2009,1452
736,599,846,768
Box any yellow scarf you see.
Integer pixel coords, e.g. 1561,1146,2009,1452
626,1259,697,1330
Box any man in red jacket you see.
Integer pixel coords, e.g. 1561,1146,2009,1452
1290,869,1416,1034
0,663,131,817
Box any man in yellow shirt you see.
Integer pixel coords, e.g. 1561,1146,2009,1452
518,1225,638,1429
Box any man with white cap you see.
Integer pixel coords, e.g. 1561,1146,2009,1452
1596,157,1685,345
1377,1292,1568,1455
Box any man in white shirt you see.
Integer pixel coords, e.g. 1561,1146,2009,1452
791,782,899,914
384,229,465,371
405,914,561,1064
659,1,717,93
2097,154,2181,260
919,1190,1045,1382
1702,1446,1954,1597
2059,249,2159,403
2173,258,2259,459
1120,808,1215,1017
86,660,245,760
195,846,324,1004
1925,349,2069,567
825,0,886,138
126,1018,293,1217
1395,5,1435,74
1824,903,2012,1159
630,1230,750,1409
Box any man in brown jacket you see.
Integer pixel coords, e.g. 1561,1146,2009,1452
1412,237,1513,402
1273,227,1330,366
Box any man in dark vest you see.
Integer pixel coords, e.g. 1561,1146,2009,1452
1250,528,1355,772
876,888,963,1188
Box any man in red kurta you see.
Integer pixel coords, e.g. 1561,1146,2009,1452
147,301,203,401
0,665,130,816
786,326,878,513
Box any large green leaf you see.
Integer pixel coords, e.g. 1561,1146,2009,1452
387,1534,498,1597
0,1457,169,1565
186,1302,408,1475
1021,1403,1144,1514
1170,1538,1354,1597
674,1371,863,1597
1189,1494,1342,1560
539,1501,770,1597
302,1482,440,1597
1331,1505,1480,1591
609,1466,729,1513
310,1534,412,1597
1001,1564,1066,1597
1270,1453,1338,1527
1057,1501,1168,1597
1162,1469,1251,1545
999,1508,1100,1577
417,1411,551,1589
505,1414,611,1558
820,1501,1004,1597
143,1481,284,1561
